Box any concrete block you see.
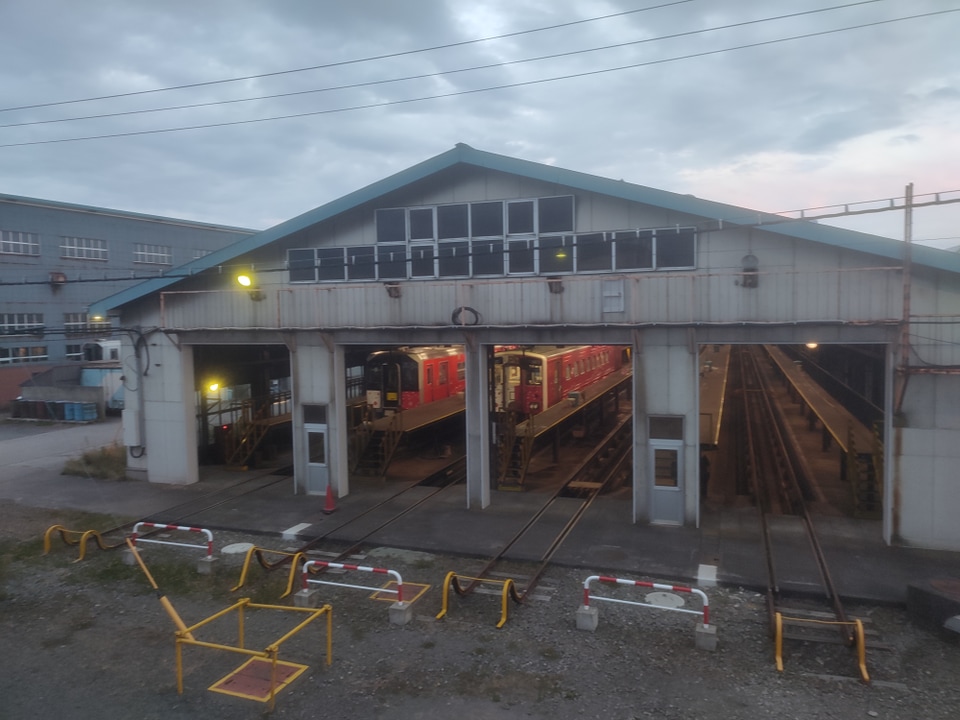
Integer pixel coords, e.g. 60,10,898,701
196,556,219,575
389,602,413,626
576,605,599,632
695,622,718,651
121,548,137,566
293,588,320,608
907,578,960,639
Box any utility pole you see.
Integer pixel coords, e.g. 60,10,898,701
894,183,913,417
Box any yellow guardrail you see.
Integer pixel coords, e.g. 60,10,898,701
435,571,521,629
43,525,125,562
126,537,331,710
774,611,870,683
230,545,307,598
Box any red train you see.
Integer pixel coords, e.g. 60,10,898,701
494,345,624,417
364,346,465,413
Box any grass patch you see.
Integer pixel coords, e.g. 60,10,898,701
62,443,127,480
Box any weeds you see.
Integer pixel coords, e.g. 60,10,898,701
62,443,127,481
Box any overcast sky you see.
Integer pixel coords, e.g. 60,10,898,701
1,0,957,248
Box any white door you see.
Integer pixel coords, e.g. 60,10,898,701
650,440,684,525
304,423,329,495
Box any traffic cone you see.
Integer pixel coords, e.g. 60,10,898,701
323,482,337,514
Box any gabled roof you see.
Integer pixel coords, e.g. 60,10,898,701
89,143,960,317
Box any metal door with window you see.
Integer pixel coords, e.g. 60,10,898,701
304,423,329,495
650,441,684,524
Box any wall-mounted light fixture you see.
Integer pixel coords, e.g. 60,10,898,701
384,282,402,299
805,342,819,350
236,271,265,301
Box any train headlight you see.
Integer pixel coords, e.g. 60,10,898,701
530,402,540,410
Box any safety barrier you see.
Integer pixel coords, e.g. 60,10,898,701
43,525,125,562
436,572,522,628
578,575,716,649
125,538,331,710
581,575,710,627
301,560,405,602
131,522,214,558
583,575,710,627
775,612,870,682
231,546,307,597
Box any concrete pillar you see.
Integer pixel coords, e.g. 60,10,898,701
464,339,490,509
389,601,413,626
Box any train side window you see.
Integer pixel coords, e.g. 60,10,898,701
457,361,465,382
426,365,434,387
528,362,542,386
438,362,448,386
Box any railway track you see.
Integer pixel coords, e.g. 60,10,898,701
442,415,633,613
737,346,870,680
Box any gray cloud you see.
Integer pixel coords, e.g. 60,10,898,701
0,0,957,244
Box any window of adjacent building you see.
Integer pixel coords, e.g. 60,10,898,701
61,236,108,260
537,196,574,234
576,232,611,272
408,208,435,241
347,246,376,280
507,238,536,274
288,248,317,283
437,241,469,277
437,204,468,239
507,200,535,235
303,404,328,424
317,248,347,281
470,201,503,237
375,208,406,244
377,245,407,279
614,230,654,270
410,245,435,277
539,235,574,274
64,312,110,336
0,346,47,364
472,239,504,276
66,344,83,361
134,243,172,264
0,313,44,335
0,229,40,255
655,228,696,269
193,248,213,259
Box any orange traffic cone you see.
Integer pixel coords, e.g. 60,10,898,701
323,483,337,514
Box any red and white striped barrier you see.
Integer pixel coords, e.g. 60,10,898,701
130,522,214,558
582,575,710,628
302,560,405,603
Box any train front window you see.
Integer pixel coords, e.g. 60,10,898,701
526,361,542,385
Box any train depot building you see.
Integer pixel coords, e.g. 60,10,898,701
90,144,960,552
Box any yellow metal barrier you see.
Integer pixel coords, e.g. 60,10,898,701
43,524,125,562
230,545,306,598
774,611,870,683
435,571,521,629
126,538,331,709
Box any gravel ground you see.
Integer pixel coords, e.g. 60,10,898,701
2,501,959,720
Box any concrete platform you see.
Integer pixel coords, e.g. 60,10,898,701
3,415,957,607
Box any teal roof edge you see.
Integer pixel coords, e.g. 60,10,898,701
89,144,960,317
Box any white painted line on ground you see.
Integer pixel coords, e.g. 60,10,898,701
282,522,312,540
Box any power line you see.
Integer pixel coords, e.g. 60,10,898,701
4,6,951,149
0,0,695,114
0,0,887,131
